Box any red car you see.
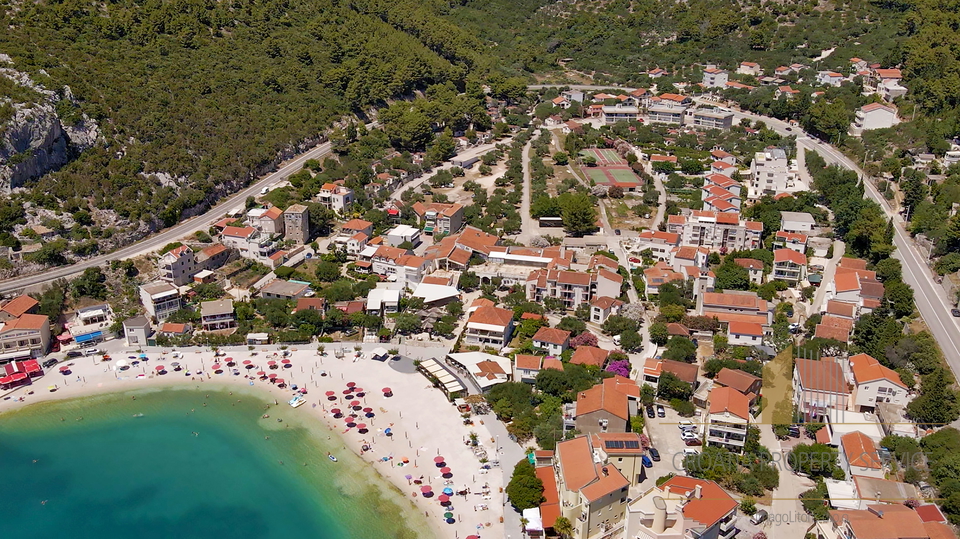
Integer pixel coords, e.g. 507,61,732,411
684,438,702,446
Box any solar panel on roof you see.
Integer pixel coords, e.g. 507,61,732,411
624,440,640,449
605,441,624,449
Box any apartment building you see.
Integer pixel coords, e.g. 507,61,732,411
734,258,764,285
737,61,763,76
590,296,623,325
525,269,622,310
634,230,682,260
411,202,464,236
626,476,738,539
464,306,514,349
707,386,751,453
601,104,640,124
772,248,807,284
702,67,729,88
848,353,908,412
260,279,312,301
0,295,39,323
0,314,50,360
774,231,808,253
575,376,640,436
727,321,765,349
317,183,354,215
748,148,802,199
666,211,763,252
157,245,199,286
686,108,734,130
781,211,816,233
221,226,277,261
552,436,631,539
200,299,236,332
794,358,850,420
700,291,772,326
249,206,284,235
850,103,899,137
139,281,182,321
385,224,421,248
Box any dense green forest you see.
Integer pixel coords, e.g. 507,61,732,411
0,0,487,225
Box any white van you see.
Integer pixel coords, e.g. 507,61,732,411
83,348,100,356
260,186,270,195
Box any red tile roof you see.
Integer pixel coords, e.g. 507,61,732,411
660,476,737,528
916,505,947,523
709,386,751,419
795,358,849,394
0,295,38,318
849,353,906,388
841,431,882,470
1,313,48,331
728,321,763,337
533,327,571,346
515,355,543,370
570,346,608,368
535,466,561,529
715,368,760,395
468,306,514,328
774,248,806,265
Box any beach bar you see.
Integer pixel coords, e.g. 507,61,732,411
416,358,465,399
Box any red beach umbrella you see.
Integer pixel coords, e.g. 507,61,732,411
211,364,221,370
363,407,373,413
59,366,70,372
438,494,450,503
155,365,165,371
275,379,284,385
267,360,277,366
440,467,451,474
342,389,353,394
281,359,291,364
325,391,336,396
382,387,391,393
330,408,341,414
466,536,480,539
357,423,367,430
420,486,432,493
256,371,266,376
349,400,360,407
346,382,356,388
434,456,445,464
242,360,252,365
268,373,278,379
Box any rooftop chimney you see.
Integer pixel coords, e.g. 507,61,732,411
868,505,884,518
694,484,702,499
652,496,668,534
602,466,609,477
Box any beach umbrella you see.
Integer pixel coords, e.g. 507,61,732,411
434,456,445,464
325,391,336,396
330,408,341,415
382,387,392,395
139,353,147,359
443,511,453,518
267,360,276,366
384,428,393,437
257,371,267,376
363,407,373,413
212,364,221,372
245,364,255,369
442,487,453,495
128,356,137,360
346,382,356,388
438,494,450,503
155,366,165,373
401,456,409,463
445,518,455,524
420,486,432,493
59,366,70,374
405,474,413,480
345,417,356,427
281,359,291,365
276,379,285,386
357,423,367,431
242,360,252,365
466,535,480,539
268,373,278,379
342,389,353,394
349,400,360,409
171,361,180,367
440,467,451,474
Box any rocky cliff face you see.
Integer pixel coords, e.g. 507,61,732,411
0,62,101,192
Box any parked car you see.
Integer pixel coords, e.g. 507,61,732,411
952,308,960,317
83,348,100,356
751,510,769,525
648,447,661,462
66,351,83,358
614,229,621,235
42,358,59,368
681,430,698,440
656,405,665,418
641,455,653,468
684,438,703,446
683,448,700,456
677,420,695,430
646,405,656,418
789,322,802,333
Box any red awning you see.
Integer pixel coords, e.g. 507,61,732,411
9,373,27,382
21,360,41,374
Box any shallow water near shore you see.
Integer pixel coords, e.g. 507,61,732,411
0,386,432,539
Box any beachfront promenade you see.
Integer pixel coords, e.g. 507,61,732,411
0,340,513,539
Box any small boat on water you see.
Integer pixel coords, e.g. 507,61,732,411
328,453,338,462
132,413,144,418
288,395,305,408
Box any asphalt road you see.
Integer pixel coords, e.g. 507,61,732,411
0,139,336,294
718,101,960,378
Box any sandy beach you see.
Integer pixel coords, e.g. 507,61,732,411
0,343,504,539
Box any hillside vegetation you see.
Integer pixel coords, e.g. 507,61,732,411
0,0,484,225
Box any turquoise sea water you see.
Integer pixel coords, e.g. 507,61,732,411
0,386,431,539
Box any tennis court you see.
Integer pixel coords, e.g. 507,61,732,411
580,148,626,166
585,168,611,184
585,165,643,190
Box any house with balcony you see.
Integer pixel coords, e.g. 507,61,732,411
157,245,199,286
772,248,807,284
773,231,808,254
365,288,400,316
702,67,729,88
317,183,355,215
200,299,236,332
839,431,884,480
533,327,571,356
848,353,908,412
737,61,763,76
794,358,850,420
525,268,622,310
726,321,766,351
707,386,751,453
69,304,116,346
574,376,639,436
464,306,514,349
850,103,899,137
260,279,312,301
139,281,182,322
714,368,761,404
601,104,639,124
552,436,631,539
514,355,545,384
196,244,231,271
589,296,623,325
699,291,772,326
412,202,464,236
781,211,817,233
818,504,933,539
817,71,846,86
634,230,682,260
0,314,50,361
626,476,738,539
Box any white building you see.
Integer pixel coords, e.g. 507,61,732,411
849,103,899,137
737,62,763,77
707,386,751,452
601,104,639,124
848,353,908,412
385,224,421,248
781,211,816,233
701,67,729,88
447,352,512,392
139,281,182,322
158,245,199,286
666,211,763,252
365,288,400,315
748,148,802,199
817,71,846,86
317,183,355,215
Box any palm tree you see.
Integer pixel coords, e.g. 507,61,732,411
519,516,529,537
554,516,573,539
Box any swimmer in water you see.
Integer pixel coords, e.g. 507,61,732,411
41,500,47,505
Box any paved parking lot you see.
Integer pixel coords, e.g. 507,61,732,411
636,404,704,491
